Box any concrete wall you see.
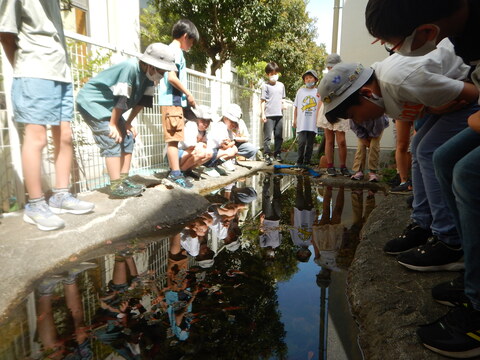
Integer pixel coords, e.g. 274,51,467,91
338,0,395,151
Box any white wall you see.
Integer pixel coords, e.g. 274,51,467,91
339,0,395,150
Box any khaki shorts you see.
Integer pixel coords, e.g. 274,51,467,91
162,105,184,142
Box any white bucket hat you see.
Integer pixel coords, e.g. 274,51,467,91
222,103,242,123
140,43,176,72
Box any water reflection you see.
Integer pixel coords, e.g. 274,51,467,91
1,174,382,359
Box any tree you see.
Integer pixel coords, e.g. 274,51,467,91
142,0,282,75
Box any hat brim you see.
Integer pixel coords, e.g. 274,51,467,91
323,67,374,114
139,54,177,72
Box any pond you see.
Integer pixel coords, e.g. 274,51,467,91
0,172,383,360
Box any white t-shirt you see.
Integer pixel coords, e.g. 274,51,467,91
180,230,199,257
372,39,470,121
294,87,320,132
0,0,72,82
207,120,231,149
179,121,199,150
260,219,282,248
289,208,316,247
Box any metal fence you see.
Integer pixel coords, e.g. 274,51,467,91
0,33,294,213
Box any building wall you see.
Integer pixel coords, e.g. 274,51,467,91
339,0,395,151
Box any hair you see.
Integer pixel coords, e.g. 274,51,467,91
365,0,464,39
172,19,200,41
325,72,376,124
265,61,280,74
296,248,312,263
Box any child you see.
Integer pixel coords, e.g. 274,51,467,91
205,104,240,174
230,117,258,161
293,69,321,166
0,0,94,231
349,115,389,182
260,62,285,165
317,54,350,176
76,43,176,198
318,41,478,271
158,19,199,189
179,105,214,179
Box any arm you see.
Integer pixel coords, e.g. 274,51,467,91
260,99,267,123
109,107,124,143
0,32,17,66
167,70,196,107
125,105,144,138
293,106,298,129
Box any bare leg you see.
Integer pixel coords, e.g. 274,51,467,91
120,152,132,175
37,295,59,350
22,124,48,199
324,128,335,166
167,142,180,171
64,282,88,344
105,156,122,181
51,122,73,189
395,121,412,183
335,131,347,167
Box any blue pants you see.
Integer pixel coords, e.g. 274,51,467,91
434,126,480,310
410,105,478,244
235,141,258,159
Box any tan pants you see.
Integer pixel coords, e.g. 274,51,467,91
352,133,383,172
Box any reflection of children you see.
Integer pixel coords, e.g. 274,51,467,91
290,176,315,262
351,189,377,232
260,174,282,257
293,70,321,166
77,43,176,198
349,115,389,182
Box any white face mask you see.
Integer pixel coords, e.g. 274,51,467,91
364,93,385,109
305,82,316,88
269,74,279,82
146,67,163,82
395,25,440,57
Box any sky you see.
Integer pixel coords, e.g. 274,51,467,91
306,0,335,53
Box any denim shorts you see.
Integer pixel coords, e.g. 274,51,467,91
77,105,134,157
12,78,73,125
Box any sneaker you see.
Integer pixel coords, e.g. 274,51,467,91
166,173,194,189
110,181,144,198
368,172,379,182
64,262,98,284
389,173,401,187
294,162,303,167
24,200,65,231
203,167,220,177
406,195,414,209
390,180,412,194
220,159,236,172
183,169,201,180
396,236,464,272
265,154,273,166
275,153,283,162
37,275,66,296
417,305,480,358
123,178,146,191
432,274,469,307
340,167,350,177
49,192,95,214
326,167,337,176
350,171,363,180
383,222,432,255
214,165,228,176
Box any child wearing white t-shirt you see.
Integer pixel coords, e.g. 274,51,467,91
293,69,321,166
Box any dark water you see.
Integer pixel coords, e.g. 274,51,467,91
0,172,382,360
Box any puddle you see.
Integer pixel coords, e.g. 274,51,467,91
0,173,383,359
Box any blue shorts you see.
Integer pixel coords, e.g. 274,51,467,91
178,149,185,158
203,148,218,167
77,105,134,157
12,78,73,125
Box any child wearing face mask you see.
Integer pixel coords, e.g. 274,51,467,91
260,61,286,165
76,43,176,198
293,70,321,166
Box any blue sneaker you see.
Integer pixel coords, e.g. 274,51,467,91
167,173,193,189
49,191,95,214
24,200,65,231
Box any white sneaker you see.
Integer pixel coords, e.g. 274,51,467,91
221,159,236,172
49,192,95,214
24,200,65,231
203,167,220,177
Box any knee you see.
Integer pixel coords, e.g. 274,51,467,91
337,139,346,148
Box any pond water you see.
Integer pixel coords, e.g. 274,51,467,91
0,172,383,360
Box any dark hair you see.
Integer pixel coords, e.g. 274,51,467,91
365,0,464,39
172,19,200,41
265,61,280,74
325,72,376,124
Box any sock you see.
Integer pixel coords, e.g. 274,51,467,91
170,170,182,177
110,179,122,188
28,196,45,204
340,164,346,169
120,173,129,181
327,163,334,168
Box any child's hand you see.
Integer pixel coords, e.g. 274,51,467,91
187,94,196,107
109,124,123,143
126,123,137,138
261,115,267,123
468,110,480,133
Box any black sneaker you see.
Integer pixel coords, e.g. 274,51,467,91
406,195,414,209
389,173,401,187
417,305,480,358
213,165,228,176
390,180,412,194
326,167,337,176
396,236,464,272
183,169,201,181
275,153,283,162
383,222,432,255
432,274,469,307
265,154,273,166
340,167,350,177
